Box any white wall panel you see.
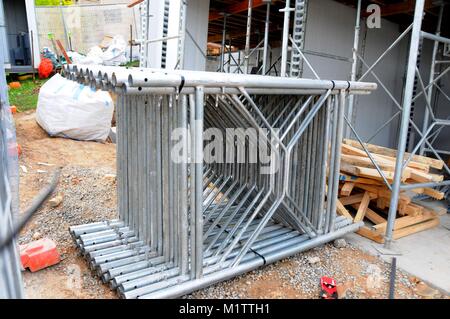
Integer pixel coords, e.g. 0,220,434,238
303,0,407,147
183,0,209,71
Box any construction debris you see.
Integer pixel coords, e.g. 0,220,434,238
67,35,128,66
337,139,442,243
333,238,347,249
32,232,42,241
48,194,63,208
19,238,61,272
320,276,337,299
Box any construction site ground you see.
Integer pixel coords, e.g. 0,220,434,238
15,110,449,299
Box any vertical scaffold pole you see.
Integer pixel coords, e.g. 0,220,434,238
346,0,361,138
385,0,425,248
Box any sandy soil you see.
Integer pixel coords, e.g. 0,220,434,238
15,111,116,299
15,111,116,211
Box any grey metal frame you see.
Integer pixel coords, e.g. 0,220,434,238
66,65,375,298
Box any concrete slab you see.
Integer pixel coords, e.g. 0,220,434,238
345,213,450,295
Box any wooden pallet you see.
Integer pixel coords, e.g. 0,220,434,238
336,139,443,243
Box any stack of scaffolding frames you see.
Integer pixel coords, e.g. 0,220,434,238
65,65,376,299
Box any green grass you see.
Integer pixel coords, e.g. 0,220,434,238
8,78,47,112
121,60,140,68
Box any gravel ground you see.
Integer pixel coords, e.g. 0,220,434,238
19,165,445,299
20,165,118,299
188,242,429,299
20,165,117,248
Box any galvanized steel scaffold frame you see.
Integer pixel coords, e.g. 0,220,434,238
66,65,376,298
344,0,450,248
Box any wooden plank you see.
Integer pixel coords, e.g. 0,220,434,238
411,187,425,195
356,226,385,243
336,200,353,220
56,40,71,64
340,182,355,196
366,208,387,225
410,187,444,200
422,188,445,200
376,197,388,210
398,202,424,217
343,139,444,169
128,0,145,8
341,153,396,171
341,143,368,157
376,154,430,172
354,184,412,205
373,211,436,232
339,192,377,206
342,143,430,171
392,217,440,240
340,162,392,181
351,204,387,225
340,162,410,182
339,173,383,185
354,192,371,222
409,170,444,183
353,183,379,194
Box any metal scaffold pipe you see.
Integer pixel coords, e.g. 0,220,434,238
346,0,362,138
262,2,271,75
280,0,292,76
244,0,253,74
385,0,426,249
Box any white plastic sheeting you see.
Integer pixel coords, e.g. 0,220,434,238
68,35,129,66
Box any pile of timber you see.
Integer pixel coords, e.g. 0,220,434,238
337,139,446,243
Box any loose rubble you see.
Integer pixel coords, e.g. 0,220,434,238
333,238,347,248
48,194,63,207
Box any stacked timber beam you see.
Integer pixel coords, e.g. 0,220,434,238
337,139,445,243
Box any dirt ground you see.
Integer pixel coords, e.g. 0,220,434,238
14,110,447,299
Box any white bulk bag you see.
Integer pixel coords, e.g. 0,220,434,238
36,74,114,142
